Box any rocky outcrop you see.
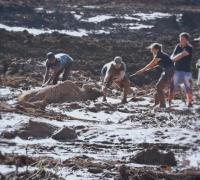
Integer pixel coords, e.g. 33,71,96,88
52,126,77,141
1,120,57,140
130,146,177,166
1,120,78,141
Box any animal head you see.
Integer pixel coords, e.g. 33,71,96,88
82,84,103,100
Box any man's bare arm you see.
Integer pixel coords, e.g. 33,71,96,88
43,67,49,84
171,50,189,62
135,58,159,75
43,66,62,86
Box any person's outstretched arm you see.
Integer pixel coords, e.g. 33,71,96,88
43,67,49,84
135,57,159,75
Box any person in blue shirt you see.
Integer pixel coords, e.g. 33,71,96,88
135,43,174,108
43,52,73,86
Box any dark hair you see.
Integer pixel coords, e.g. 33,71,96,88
47,52,55,60
148,43,162,52
179,32,190,40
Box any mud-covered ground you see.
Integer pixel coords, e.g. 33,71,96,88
0,0,200,179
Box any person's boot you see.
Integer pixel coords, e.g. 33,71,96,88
154,93,160,107
186,93,193,108
187,102,193,108
103,96,107,102
168,98,172,107
121,98,128,104
168,88,174,107
159,103,166,108
159,94,166,108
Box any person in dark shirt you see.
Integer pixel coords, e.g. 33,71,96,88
170,32,193,107
135,43,174,108
43,52,73,86
101,56,130,103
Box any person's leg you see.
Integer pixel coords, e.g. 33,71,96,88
166,69,174,106
102,78,112,102
119,77,130,103
155,72,167,108
52,68,63,85
62,62,72,81
101,66,107,82
183,72,193,107
169,71,182,106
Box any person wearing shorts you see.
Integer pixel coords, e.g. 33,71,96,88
101,56,130,103
170,32,193,107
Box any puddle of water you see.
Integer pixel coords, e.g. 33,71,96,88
83,5,101,9
134,12,171,21
0,23,88,37
81,15,115,23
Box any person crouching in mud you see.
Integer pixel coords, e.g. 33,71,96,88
43,52,73,86
101,56,130,104
135,43,174,108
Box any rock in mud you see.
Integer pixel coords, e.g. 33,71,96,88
88,167,103,174
51,126,77,142
130,146,177,166
17,120,57,139
1,120,58,140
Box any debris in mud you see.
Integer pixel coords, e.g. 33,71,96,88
0,170,64,180
124,168,200,180
0,153,35,166
88,167,103,174
130,145,177,166
51,126,77,142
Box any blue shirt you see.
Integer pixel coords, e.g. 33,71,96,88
46,53,73,69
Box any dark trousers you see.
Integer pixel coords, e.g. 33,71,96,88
52,62,73,85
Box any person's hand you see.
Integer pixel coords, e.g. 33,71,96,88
42,83,47,87
172,58,176,63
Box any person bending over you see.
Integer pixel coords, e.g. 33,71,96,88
43,52,73,86
101,56,130,104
